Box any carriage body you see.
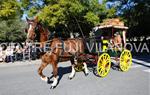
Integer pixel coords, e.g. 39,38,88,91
94,25,132,77
76,18,132,77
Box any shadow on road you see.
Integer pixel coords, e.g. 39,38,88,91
58,66,71,81
132,60,150,68
132,55,150,68
47,66,71,85
133,55,150,63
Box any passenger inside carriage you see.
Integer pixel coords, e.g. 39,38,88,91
113,32,122,47
100,30,112,52
101,36,109,52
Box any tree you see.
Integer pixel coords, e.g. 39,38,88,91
22,0,116,37
0,17,26,42
107,0,150,38
0,0,22,19
0,0,26,42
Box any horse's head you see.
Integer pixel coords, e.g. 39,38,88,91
26,16,38,42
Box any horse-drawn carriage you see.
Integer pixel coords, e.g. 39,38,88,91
26,17,132,88
75,18,132,77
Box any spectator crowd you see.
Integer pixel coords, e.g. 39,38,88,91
0,43,40,63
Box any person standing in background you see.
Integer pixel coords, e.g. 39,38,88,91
0,46,3,62
5,45,14,63
15,44,23,61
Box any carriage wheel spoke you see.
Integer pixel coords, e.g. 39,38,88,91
120,49,132,72
97,53,111,77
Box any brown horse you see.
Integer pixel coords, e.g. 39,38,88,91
26,16,50,48
26,17,89,88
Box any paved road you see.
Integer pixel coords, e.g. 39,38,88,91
0,58,149,95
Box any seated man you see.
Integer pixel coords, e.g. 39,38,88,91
112,32,122,62
113,32,122,47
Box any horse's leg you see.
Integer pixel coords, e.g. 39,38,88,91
38,62,49,82
68,57,76,79
51,62,58,89
83,62,89,76
77,39,89,75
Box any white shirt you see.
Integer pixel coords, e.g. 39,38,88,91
6,47,14,56
0,47,3,61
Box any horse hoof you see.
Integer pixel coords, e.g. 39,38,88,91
68,74,75,80
68,76,75,80
85,73,89,76
41,77,48,82
47,77,53,84
50,86,56,89
68,77,73,80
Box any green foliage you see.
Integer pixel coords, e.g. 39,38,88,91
0,0,118,42
0,18,26,42
26,0,115,35
0,0,25,42
20,0,30,9
39,4,66,27
84,11,99,25
107,0,150,37
69,0,84,14
38,0,86,27
0,0,21,18
28,6,39,17
106,7,116,18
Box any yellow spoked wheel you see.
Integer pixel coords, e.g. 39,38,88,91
120,49,132,72
97,53,111,77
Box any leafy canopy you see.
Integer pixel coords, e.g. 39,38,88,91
24,0,116,36
0,0,25,42
0,0,22,18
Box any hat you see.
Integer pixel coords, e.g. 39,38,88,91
114,32,119,36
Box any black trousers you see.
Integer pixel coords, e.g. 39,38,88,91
16,53,23,61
